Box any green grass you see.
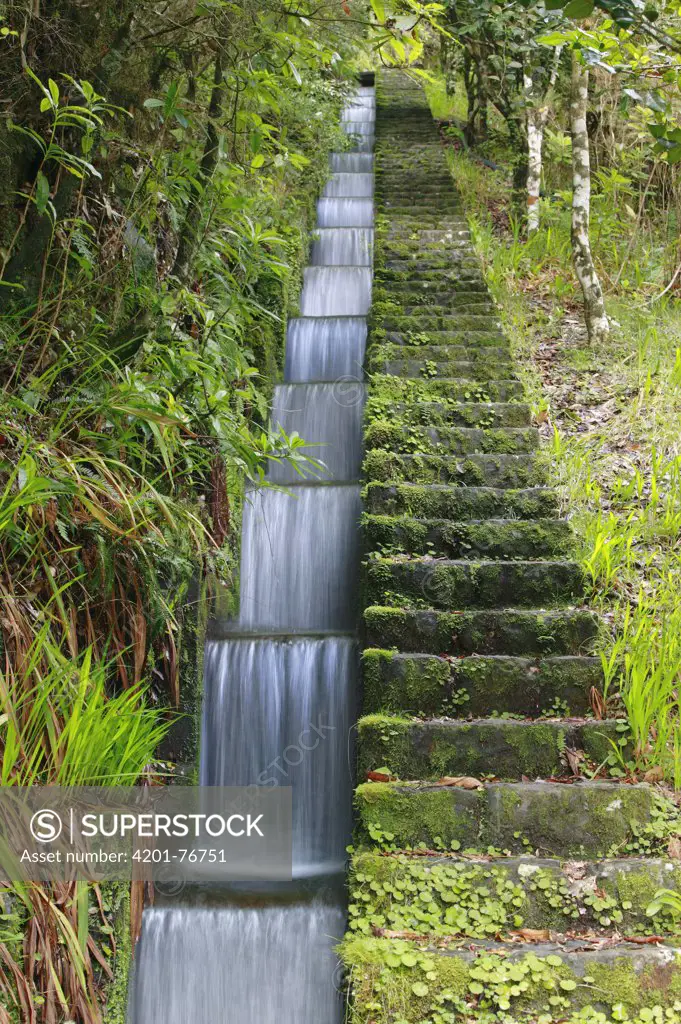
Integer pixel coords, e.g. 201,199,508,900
429,86,681,787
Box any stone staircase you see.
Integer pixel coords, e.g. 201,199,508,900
341,71,681,1023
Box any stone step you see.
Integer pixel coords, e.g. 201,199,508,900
341,935,681,1021
379,360,518,382
385,401,531,429
363,607,599,657
385,228,471,240
357,715,626,782
354,779,656,856
380,315,503,332
364,422,540,456
376,282,489,298
381,331,508,348
369,343,512,363
370,378,524,402
380,257,481,271
364,483,553,518
364,516,572,559
380,240,475,256
374,266,481,282
364,558,585,610
347,851,681,938
362,650,602,717
362,451,545,487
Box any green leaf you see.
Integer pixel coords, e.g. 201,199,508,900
564,0,595,17
35,171,50,215
250,153,265,169
411,982,429,998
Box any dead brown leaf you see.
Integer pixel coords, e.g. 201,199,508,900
436,776,483,790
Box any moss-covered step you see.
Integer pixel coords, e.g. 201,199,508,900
379,239,476,257
363,516,572,560
364,422,540,456
380,257,482,273
377,342,511,362
364,483,553,518
348,852,681,938
368,344,511,363
380,314,501,333
362,452,545,487
362,649,602,716
366,374,523,404
372,358,518,382
356,715,626,781
375,280,488,297
376,265,484,282
341,935,681,1023
382,330,507,347
363,607,599,656
354,780,656,855
378,376,522,399
365,557,585,611
376,401,530,429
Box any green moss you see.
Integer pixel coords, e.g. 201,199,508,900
341,936,681,1023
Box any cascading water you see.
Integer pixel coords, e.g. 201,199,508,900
201,637,356,873
285,317,367,380
131,905,346,1024
129,81,374,1023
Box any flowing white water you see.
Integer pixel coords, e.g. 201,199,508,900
300,266,372,315
342,120,374,135
310,228,373,265
268,382,365,483
237,485,362,631
131,82,375,1024
317,197,374,227
202,637,356,872
132,905,346,1024
285,317,367,380
322,172,374,197
330,153,373,172
341,103,375,120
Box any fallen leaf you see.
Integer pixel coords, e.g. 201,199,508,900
510,928,551,942
366,770,397,783
437,776,483,790
667,836,681,860
565,747,585,777
643,765,665,783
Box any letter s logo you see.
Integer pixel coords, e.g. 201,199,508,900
30,810,63,843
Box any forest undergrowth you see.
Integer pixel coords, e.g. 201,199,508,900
427,75,681,789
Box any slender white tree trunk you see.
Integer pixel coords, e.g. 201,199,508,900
524,49,562,234
524,71,544,234
570,53,609,344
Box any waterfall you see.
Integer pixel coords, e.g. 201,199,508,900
285,317,367,380
310,228,373,266
317,197,374,227
299,266,372,315
131,905,346,1024
130,81,374,1023
236,485,362,630
202,637,356,873
330,153,373,172
323,173,374,197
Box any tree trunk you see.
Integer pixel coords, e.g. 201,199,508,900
524,49,562,235
524,71,544,234
171,40,225,281
570,54,608,345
